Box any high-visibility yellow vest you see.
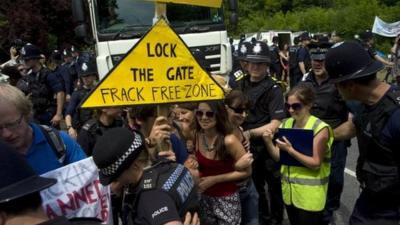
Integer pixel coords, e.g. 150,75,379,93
280,115,333,211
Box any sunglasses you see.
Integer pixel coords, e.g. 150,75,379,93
285,102,303,111
228,106,247,114
195,110,215,118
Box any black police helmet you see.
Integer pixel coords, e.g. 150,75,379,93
78,59,98,77
20,44,42,60
0,141,56,203
50,50,62,62
360,30,373,41
237,41,252,60
92,128,145,185
325,41,384,83
246,41,271,63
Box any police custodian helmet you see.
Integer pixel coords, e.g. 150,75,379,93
20,44,42,60
237,41,252,61
78,59,98,77
246,41,271,63
325,41,384,83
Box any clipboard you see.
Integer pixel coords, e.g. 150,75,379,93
275,128,314,167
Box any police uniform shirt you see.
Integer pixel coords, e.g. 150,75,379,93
352,87,400,164
302,72,348,129
65,87,92,117
238,76,286,131
57,64,74,95
41,69,65,94
269,44,280,64
135,190,181,225
297,47,311,71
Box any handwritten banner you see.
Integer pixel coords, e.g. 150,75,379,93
40,158,112,224
372,16,400,37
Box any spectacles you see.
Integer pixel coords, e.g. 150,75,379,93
228,106,247,114
195,110,215,118
285,103,303,111
0,115,24,132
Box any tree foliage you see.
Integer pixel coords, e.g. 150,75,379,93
231,0,400,50
0,0,75,54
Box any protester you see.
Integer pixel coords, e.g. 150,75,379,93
301,39,350,225
194,101,251,225
92,127,200,225
0,83,86,174
225,90,258,225
279,43,289,83
236,40,285,225
325,41,400,225
262,83,333,225
0,65,21,86
360,30,394,67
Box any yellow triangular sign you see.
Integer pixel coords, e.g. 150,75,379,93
145,0,222,8
81,18,225,108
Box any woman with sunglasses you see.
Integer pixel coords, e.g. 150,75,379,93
194,101,251,225
262,83,334,225
225,90,259,225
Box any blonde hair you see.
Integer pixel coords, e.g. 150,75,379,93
0,83,32,118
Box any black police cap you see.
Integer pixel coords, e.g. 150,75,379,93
325,41,384,83
92,128,146,185
0,141,56,203
308,40,333,61
20,44,42,60
246,41,271,63
237,41,252,60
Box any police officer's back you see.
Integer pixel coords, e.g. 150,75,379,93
92,128,199,225
325,42,400,225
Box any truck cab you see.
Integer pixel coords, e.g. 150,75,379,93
72,0,238,79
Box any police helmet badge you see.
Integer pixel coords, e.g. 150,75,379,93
20,47,26,56
240,44,248,54
81,62,88,71
253,43,262,54
63,50,67,56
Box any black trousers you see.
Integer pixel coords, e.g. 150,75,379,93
349,190,400,225
252,145,283,224
285,204,323,225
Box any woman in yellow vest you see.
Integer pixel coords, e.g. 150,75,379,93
262,83,333,225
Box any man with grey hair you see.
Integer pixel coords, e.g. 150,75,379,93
0,83,86,174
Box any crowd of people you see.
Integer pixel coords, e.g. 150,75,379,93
0,29,399,225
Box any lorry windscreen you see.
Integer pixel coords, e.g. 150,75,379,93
95,0,224,40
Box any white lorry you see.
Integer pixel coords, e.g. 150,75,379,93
72,0,238,79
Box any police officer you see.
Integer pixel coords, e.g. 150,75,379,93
296,32,311,86
236,41,286,225
269,36,282,81
229,41,251,89
48,50,74,101
92,128,199,225
17,44,65,126
288,36,301,89
62,47,79,90
77,107,123,156
301,39,350,225
65,60,98,139
325,41,400,225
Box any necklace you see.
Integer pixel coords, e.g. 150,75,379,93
202,133,217,152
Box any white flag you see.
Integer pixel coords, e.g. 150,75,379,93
372,16,400,37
